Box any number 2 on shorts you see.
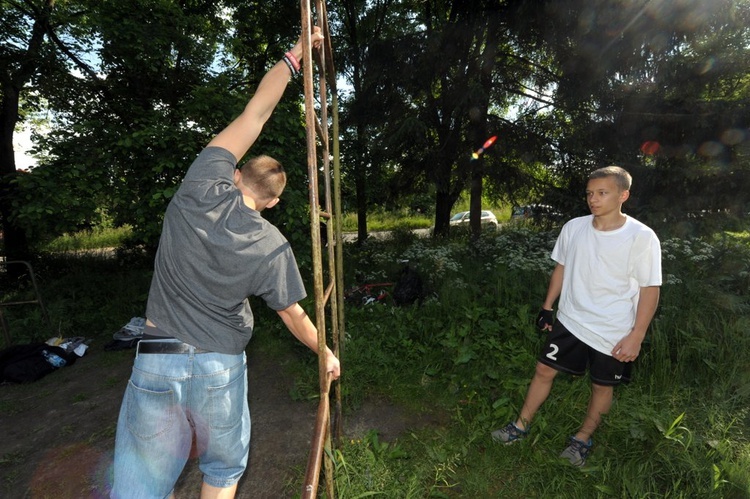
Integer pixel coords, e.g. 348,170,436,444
546,343,559,361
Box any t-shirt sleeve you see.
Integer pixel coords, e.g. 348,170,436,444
181,147,236,185
632,230,663,287
255,242,308,311
550,221,572,265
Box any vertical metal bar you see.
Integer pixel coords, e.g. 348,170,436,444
299,0,327,392
314,4,338,497
300,0,342,497
0,307,11,348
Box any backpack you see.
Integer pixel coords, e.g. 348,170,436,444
392,265,425,306
0,343,76,383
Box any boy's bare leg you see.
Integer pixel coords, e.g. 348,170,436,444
573,383,613,442
515,362,558,430
201,483,238,499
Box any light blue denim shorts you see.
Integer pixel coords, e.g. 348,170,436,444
111,340,249,498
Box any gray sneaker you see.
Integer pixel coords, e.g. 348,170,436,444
559,436,593,466
491,422,528,444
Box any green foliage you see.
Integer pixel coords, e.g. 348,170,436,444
7,0,307,252
42,226,132,252
1,225,749,496
340,209,434,232
323,225,750,497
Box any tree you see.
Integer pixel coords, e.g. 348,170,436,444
9,0,315,257
0,0,92,262
357,0,501,237
513,0,750,230
330,0,417,242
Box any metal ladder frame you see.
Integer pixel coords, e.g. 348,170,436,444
299,1,345,497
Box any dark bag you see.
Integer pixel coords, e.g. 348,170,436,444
0,343,75,383
392,265,425,306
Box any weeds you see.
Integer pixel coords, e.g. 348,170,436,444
2,223,748,497
324,224,750,497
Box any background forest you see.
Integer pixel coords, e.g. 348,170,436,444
1,1,750,498
2,0,749,255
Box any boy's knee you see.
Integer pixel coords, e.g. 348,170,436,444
591,382,614,396
534,362,558,380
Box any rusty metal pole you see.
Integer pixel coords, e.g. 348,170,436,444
299,0,342,497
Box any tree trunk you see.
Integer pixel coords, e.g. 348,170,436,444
469,156,484,240
0,0,56,264
0,81,31,263
356,171,367,243
433,189,454,238
468,10,500,241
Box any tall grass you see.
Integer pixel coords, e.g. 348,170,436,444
0,249,152,347
2,224,748,497
40,226,133,252
309,226,750,498
340,209,434,232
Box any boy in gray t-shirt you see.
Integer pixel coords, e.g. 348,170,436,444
112,27,340,499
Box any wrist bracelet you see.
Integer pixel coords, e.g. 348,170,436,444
284,51,301,72
282,55,297,76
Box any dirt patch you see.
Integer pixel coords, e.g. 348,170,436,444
0,341,435,498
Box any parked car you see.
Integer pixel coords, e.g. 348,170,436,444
511,204,563,222
449,210,499,228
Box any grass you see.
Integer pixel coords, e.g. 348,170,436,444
3,222,749,498
300,226,750,497
40,225,133,252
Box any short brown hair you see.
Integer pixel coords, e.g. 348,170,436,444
589,166,632,191
239,155,286,200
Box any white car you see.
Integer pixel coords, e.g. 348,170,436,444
449,210,499,228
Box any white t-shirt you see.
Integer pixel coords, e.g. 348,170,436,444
552,214,662,355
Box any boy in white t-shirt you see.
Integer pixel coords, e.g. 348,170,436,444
492,166,662,466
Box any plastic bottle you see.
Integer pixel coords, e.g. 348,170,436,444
42,349,67,368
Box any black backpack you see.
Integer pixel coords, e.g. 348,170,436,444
392,265,425,306
0,343,76,383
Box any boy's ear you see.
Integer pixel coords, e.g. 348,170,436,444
620,189,631,203
265,197,280,209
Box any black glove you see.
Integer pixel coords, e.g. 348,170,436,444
536,308,554,331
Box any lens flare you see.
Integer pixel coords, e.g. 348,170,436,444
472,135,497,160
640,141,660,155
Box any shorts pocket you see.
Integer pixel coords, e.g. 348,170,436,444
207,367,246,430
125,380,176,440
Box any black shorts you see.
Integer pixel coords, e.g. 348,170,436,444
538,321,632,386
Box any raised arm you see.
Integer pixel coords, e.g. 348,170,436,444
208,27,323,162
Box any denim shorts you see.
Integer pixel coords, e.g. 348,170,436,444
111,340,249,498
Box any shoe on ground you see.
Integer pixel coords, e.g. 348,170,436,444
559,436,593,466
491,422,528,444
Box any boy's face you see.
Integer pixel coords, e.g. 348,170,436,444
586,176,629,217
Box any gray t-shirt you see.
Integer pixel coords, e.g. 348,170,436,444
146,147,307,354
